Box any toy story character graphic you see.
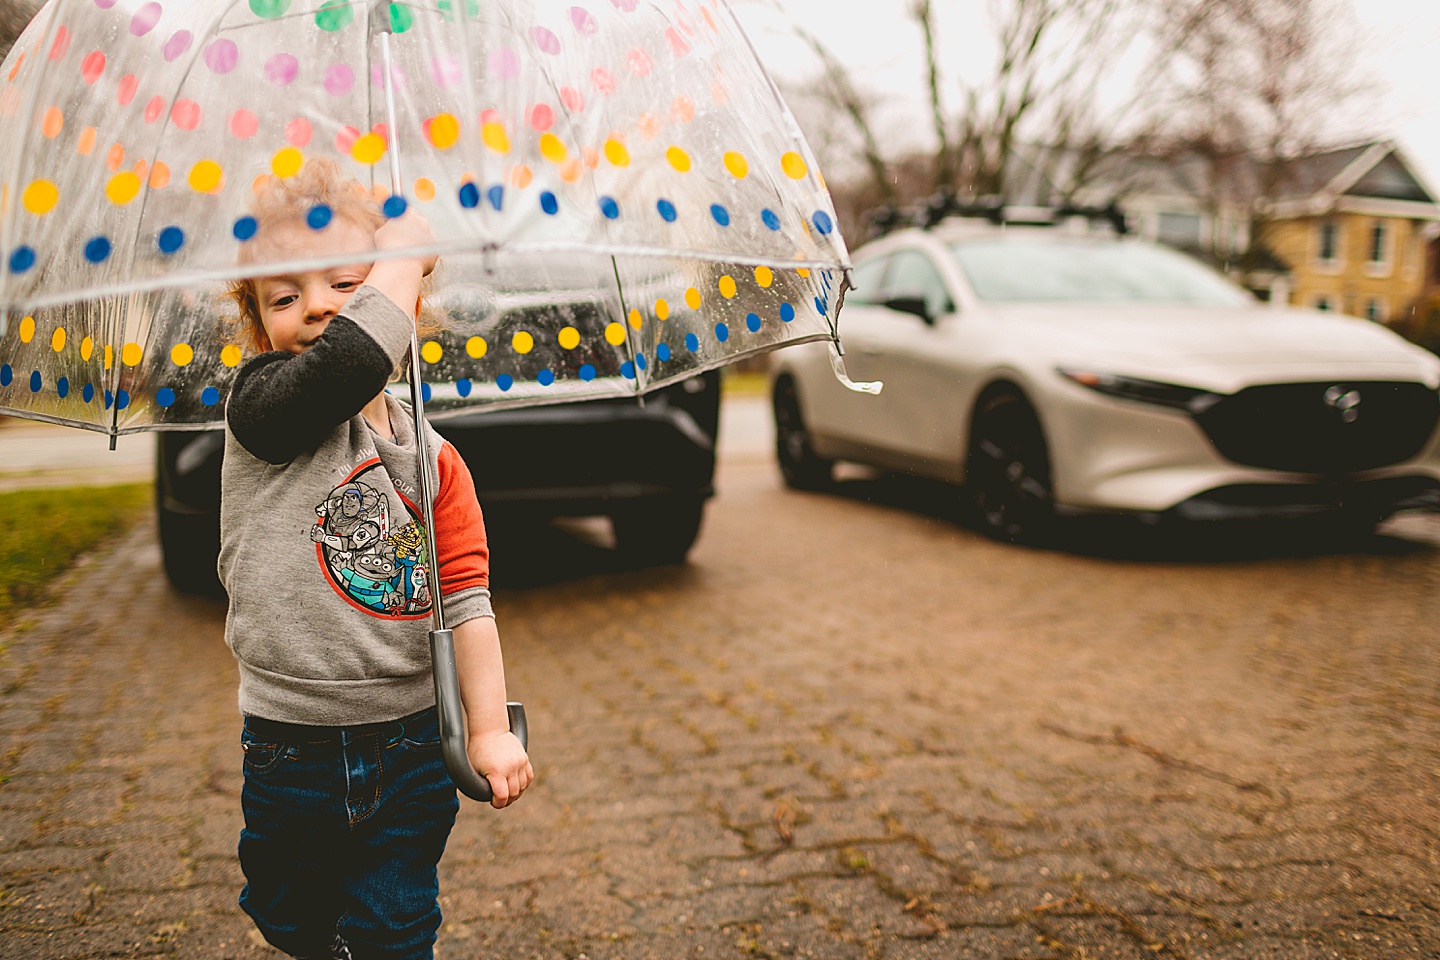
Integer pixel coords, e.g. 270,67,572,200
311,462,433,618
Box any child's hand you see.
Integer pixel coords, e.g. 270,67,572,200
373,210,438,277
467,730,534,809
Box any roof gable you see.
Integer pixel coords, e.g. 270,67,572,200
1345,152,1435,203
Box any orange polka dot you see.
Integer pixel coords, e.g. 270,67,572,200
414,177,436,201
106,143,124,172
671,95,694,122
77,126,96,156
559,157,582,182
509,165,533,188
40,106,62,138
581,146,599,169
149,162,170,189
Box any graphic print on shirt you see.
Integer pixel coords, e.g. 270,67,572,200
310,460,432,619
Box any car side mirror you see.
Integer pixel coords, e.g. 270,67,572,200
883,296,933,323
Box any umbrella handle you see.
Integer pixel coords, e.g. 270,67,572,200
430,628,528,803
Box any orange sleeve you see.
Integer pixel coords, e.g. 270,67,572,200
434,441,490,595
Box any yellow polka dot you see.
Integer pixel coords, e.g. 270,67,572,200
604,322,626,346
414,177,436,201
18,316,34,342
654,298,669,320
482,122,510,154
723,151,748,178
105,171,141,205
22,180,58,214
352,133,386,165
104,344,113,370
666,146,691,172
604,138,630,166
80,337,94,361
558,326,580,350
272,147,303,178
428,113,459,150
512,331,534,354
718,275,737,299
754,265,774,288
220,344,243,367
539,133,567,163
51,327,65,352
684,287,702,310
781,152,808,179
465,336,488,359
188,160,223,193
121,342,143,367
628,308,643,330
797,267,811,278
171,343,193,366
421,340,443,364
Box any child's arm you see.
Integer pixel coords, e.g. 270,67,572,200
453,616,533,808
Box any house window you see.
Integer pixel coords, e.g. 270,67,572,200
1157,212,1202,248
1314,294,1333,311
1317,221,1339,263
1364,297,1387,322
1368,220,1388,265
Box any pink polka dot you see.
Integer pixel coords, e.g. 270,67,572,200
335,125,360,152
627,48,652,76
479,108,502,125
324,64,353,96
162,30,191,62
47,26,71,61
370,63,407,90
129,1,161,36
117,73,138,106
285,117,313,147
429,56,461,88
560,85,584,112
529,103,554,131
229,109,258,138
265,53,297,85
570,6,597,34
665,26,689,57
144,96,166,123
532,26,560,55
170,99,201,131
80,50,105,84
591,67,615,95
489,47,519,80
609,0,636,10
204,39,238,74
93,0,117,8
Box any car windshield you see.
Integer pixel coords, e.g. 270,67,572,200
949,239,1253,305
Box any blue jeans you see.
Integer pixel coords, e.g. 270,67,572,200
238,707,460,960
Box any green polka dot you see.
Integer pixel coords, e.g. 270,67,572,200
437,0,479,20
315,0,353,32
249,0,289,17
388,3,413,32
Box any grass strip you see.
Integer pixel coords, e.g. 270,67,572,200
0,483,150,629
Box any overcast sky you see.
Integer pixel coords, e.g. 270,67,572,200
732,0,1440,190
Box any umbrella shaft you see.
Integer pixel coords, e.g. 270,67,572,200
377,30,404,196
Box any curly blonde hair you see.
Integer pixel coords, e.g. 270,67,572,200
223,157,439,353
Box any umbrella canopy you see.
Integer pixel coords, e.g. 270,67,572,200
0,0,856,436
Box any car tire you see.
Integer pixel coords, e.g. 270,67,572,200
773,377,834,490
155,483,224,598
611,495,706,567
967,389,1055,544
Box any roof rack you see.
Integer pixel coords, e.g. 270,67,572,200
865,191,1128,240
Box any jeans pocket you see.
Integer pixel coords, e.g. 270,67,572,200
397,709,443,751
240,731,289,774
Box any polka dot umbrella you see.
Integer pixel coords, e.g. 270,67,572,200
0,0,873,439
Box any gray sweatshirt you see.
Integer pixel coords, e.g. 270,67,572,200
219,285,493,725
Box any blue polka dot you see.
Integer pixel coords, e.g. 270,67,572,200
599,196,620,219
156,387,176,407
761,208,781,231
0,364,10,386
8,246,36,273
84,237,111,263
459,183,480,208
635,353,647,371
620,361,635,379
104,390,113,410
814,296,827,315
421,382,432,403
158,226,185,254
456,378,472,397
656,343,671,362
710,204,730,226
115,389,130,410
812,211,834,235
29,370,41,392
657,199,677,222
746,312,761,332
307,205,332,230
201,386,220,406
383,195,408,218
82,382,95,403
714,323,729,343
780,302,796,322
496,374,514,391
537,369,555,386
539,191,558,215
684,333,699,352
233,216,258,241
56,376,69,399
487,185,504,211
578,364,596,381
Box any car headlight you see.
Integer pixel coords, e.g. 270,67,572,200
1057,368,1224,414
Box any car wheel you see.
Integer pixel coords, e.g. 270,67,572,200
773,377,833,490
967,390,1055,544
611,495,706,567
155,480,224,598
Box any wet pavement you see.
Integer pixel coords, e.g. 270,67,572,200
1,398,1438,959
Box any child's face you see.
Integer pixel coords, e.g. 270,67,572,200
250,216,376,354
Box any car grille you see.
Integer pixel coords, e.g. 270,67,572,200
1193,381,1440,474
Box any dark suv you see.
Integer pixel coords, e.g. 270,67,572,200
155,370,722,596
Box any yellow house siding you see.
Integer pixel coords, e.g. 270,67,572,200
1261,214,1427,321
